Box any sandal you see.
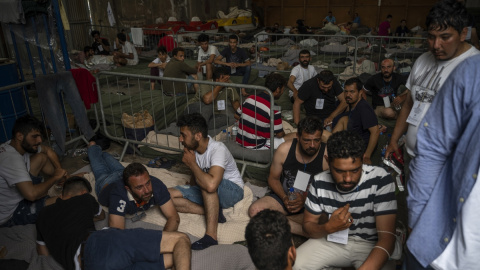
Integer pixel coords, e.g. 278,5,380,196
378,124,387,134
147,157,176,169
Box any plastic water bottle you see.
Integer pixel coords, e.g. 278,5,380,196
231,122,238,141
288,187,297,201
391,94,401,110
220,129,227,142
381,134,391,158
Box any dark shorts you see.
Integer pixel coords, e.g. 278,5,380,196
0,174,47,227
84,228,165,270
268,192,304,216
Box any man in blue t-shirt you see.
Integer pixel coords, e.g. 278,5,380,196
87,142,180,231
215,34,251,96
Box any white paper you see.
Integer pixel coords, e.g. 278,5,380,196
217,100,226,111
326,214,349,244
98,45,104,52
315,98,325,109
406,101,427,127
293,170,310,191
231,67,236,74
383,96,391,108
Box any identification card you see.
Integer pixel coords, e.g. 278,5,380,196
217,100,226,110
326,214,349,244
383,96,391,108
231,66,236,74
293,170,311,192
98,45,103,52
406,101,427,126
315,99,325,109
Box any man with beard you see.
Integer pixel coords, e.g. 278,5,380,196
0,115,67,227
363,59,407,119
215,35,251,96
236,73,296,149
287,50,318,102
329,78,379,165
169,113,244,250
293,70,347,127
248,116,328,236
294,131,397,270
87,142,180,231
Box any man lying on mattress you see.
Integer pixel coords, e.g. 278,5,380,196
86,141,180,231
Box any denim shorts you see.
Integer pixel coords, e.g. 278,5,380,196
174,179,244,209
84,228,165,270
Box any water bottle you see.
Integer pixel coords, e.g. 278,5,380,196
288,187,297,201
227,131,231,142
231,122,238,141
220,129,227,142
381,134,391,158
391,94,401,110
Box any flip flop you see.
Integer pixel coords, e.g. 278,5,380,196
147,157,176,169
378,125,387,133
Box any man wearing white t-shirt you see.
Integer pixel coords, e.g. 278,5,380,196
287,49,317,102
113,32,139,66
169,113,244,250
148,45,170,90
196,34,220,80
385,0,479,165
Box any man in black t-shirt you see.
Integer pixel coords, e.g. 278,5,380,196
293,70,347,127
215,34,251,96
363,59,407,120
36,176,191,270
91,30,110,55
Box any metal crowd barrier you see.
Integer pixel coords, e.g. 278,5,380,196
95,71,275,176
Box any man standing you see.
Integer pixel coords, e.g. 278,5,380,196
363,59,407,120
294,131,397,270
293,70,347,127
378,15,393,37
164,47,199,95
287,49,317,102
385,0,479,165
0,115,67,227
196,33,220,80
406,55,480,269
333,78,379,165
246,209,296,270
169,113,244,250
36,176,191,270
215,35,251,96
91,30,110,55
236,73,294,149
113,32,138,66
248,117,328,236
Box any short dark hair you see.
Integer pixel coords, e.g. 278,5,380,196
83,46,93,53
400,19,407,23
212,66,230,80
426,0,468,34
62,176,92,196
172,47,185,56
327,130,364,163
177,113,208,138
297,116,323,137
198,33,209,43
12,115,44,138
387,14,392,19
91,30,100,37
123,163,148,187
316,70,335,84
157,45,167,54
245,210,292,270
228,34,239,41
344,77,362,91
298,49,310,57
265,73,286,93
117,32,126,42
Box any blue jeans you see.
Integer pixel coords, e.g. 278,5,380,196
34,71,95,154
229,65,251,85
174,179,244,209
84,228,165,270
88,145,124,196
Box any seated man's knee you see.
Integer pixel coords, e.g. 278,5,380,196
30,152,49,175
248,202,263,217
382,108,397,119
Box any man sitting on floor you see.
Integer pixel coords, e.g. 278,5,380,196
215,34,251,97
164,47,199,95
236,73,295,149
196,33,220,80
36,176,191,270
363,58,407,120
148,45,170,90
113,32,138,66
246,209,296,270
169,113,244,250
248,116,328,236
287,49,317,102
87,141,180,231
0,115,67,227
294,131,397,270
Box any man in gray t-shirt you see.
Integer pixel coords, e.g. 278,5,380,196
0,115,66,227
